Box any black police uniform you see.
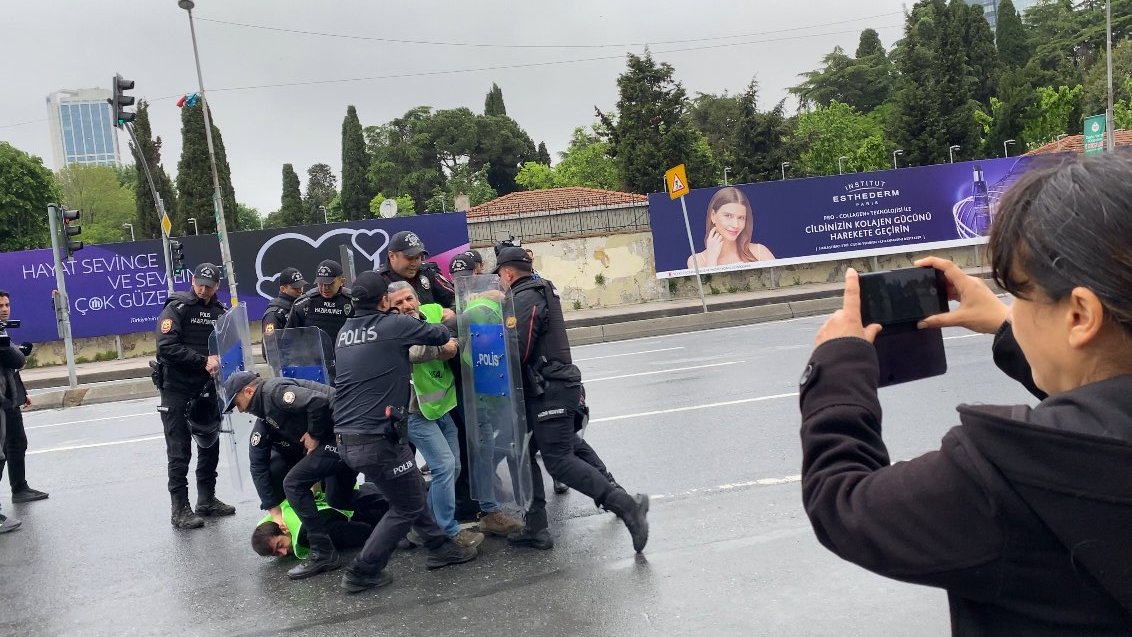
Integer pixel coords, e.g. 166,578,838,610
332,279,466,580
378,262,455,308
285,289,353,381
155,288,227,515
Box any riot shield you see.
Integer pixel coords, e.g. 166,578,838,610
263,327,331,384
455,274,532,513
209,304,255,491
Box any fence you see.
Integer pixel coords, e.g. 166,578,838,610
467,199,650,247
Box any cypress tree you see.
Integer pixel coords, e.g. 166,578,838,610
340,105,371,221
995,0,1032,69
129,101,177,239
175,101,238,234
278,164,304,227
536,141,552,165
484,83,507,116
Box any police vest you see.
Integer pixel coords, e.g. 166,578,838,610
411,303,457,421
294,291,353,342
256,497,351,560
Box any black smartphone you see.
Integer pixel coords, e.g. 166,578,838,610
859,267,949,387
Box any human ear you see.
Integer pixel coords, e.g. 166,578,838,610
1065,287,1106,350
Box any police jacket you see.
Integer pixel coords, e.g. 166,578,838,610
332,308,451,436
156,291,226,396
378,262,455,309
511,275,583,419
245,378,335,510
799,323,1132,636
262,294,296,337
0,341,28,411
286,289,354,343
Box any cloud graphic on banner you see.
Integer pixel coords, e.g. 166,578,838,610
254,228,390,300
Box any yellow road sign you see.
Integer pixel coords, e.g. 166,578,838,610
161,213,172,237
665,164,690,200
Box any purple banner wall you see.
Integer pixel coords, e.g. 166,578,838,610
0,214,468,343
648,156,1064,279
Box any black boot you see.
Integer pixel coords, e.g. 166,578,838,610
507,526,554,550
426,538,478,569
171,494,204,529
341,564,393,594
195,491,236,517
288,533,341,580
601,488,649,553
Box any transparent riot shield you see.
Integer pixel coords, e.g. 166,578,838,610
209,304,255,491
263,327,331,384
455,274,532,513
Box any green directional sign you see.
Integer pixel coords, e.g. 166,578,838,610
1084,114,1107,155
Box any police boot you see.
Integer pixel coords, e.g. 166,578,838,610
506,526,554,550
426,538,478,570
288,534,341,580
171,494,205,530
601,488,649,553
195,491,236,517
341,565,393,594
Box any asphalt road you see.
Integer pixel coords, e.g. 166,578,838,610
0,315,1036,637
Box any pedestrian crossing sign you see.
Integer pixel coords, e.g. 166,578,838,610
665,164,689,200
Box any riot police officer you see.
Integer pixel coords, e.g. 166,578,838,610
493,247,650,553
332,271,477,594
261,267,306,357
461,249,485,275
222,370,361,580
155,263,236,529
287,259,353,379
378,231,456,311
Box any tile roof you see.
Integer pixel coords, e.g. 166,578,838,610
1025,130,1132,156
467,187,647,219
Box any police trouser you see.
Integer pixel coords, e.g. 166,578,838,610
525,411,618,532
0,407,28,491
449,404,476,519
336,432,447,574
159,391,219,498
264,449,298,510
283,445,360,555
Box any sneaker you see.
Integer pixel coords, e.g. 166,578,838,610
452,528,485,549
195,495,236,517
426,539,478,569
477,511,523,537
506,527,553,550
0,513,21,534
341,567,393,594
11,487,49,503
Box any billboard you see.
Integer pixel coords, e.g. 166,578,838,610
0,214,468,343
648,156,1060,279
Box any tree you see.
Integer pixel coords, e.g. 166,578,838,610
792,101,890,176
1116,79,1132,129
688,92,744,169
473,114,536,195
234,203,262,231
303,163,338,225
277,164,304,227
57,165,136,245
1021,84,1083,146
996,0,1032,69
340,105,372,221
0,142,58,251
176,101,238,235
370,193,416,217
425,162,496,212
961,1,1001,108
515,127,620,191
366,106,442,214
979,68,1036,156
536,141,552,165
129,101,177,240
484,83,507,116
790,30,893,113
515,163,556,190
731,81,794,183
1081,39,1132,120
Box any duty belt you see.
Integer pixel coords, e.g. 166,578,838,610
335,432,388,445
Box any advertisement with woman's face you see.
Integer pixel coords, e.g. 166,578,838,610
687,187,775,269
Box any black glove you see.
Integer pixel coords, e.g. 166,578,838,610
18,342,32,356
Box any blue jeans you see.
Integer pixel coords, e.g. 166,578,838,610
408,412,461,537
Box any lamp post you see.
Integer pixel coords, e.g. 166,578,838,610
949,145,961,164
780,162,790,180
1003,139,1016,157
319,205,328,224
122,223,135,242
1106,0,1115,152
177,0,239,306
188,217,199,235
838,156,848,175
723,167,731,186
893,149,904,170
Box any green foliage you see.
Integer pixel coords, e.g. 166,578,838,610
536,142,551,164
278,164,305,228
1021,84,1083,146
980,68,1037,156
176,102,238,235
790,33,894,114
1081,39,1132,120
514,127,619,191
996,0,1031,69
792,101,889,175
961,1,1001,108
234,203,262,230
475,114,537,195
57,165,136,245
303,163,338,225
366,106,442,214
425,162,496,212
515,163,556,190
731,81,794,183
1115,79,1132,130
0,142,57,251
484,83,507,117
371,193,416,217
341,105,372,221
129,101,177,240
688,92,743,169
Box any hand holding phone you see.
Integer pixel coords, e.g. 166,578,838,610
858,267,950,387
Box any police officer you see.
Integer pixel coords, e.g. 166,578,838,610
332,271,477,594
155,263,235,529
461,250,485,275
378,230,456,311
261,267,306,357
222,370,363,580
493,246,649,553
448,254,475,279
287,259,353,379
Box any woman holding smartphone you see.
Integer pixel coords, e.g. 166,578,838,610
687,187,775,268
798,154,1132,635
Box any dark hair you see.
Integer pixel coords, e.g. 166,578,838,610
990,153,1132,331
704,187,758,262
251,522,284,556
0,290,9,299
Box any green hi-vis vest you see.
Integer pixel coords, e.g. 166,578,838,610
412,303,457,421
257,497,351,559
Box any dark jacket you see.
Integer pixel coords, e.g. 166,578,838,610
799,323,1132,635
511,275,583,420
260,293,297,358
155,291,226,396
246,378,335,509
285,289,354,343
378,262,455,309
0,342,27,411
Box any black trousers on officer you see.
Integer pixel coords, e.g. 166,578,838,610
282,445,361,554
0,407,28,491
525,411,617,532
159,391,219,498
336,433,447,574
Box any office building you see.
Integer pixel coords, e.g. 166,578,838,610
46,88,121,170
964,0,1036,32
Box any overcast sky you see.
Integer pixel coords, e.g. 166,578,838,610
1,0,909,216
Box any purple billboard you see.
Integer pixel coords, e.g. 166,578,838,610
649,156,1063,279
0,214,469,343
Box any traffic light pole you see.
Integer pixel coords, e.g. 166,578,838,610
46,204,78,389
123,123,175,295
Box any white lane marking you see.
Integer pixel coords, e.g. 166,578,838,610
28,435,164,455
590,392,799,423
586,360,743,383
25,412,154,431
943,333,987,341
653,475,802,500
575,347,684,362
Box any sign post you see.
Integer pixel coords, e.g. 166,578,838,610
666,164,708,314
1084,114,1107,155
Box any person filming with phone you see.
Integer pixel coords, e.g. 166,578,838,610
798,154,1132,635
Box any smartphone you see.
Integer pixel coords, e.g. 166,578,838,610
859,267,949,387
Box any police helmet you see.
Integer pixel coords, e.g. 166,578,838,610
186,388,223,448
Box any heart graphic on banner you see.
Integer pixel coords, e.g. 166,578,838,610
350,229,390,267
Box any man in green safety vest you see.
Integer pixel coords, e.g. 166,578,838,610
251,484,389,559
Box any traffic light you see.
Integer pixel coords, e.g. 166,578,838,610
111,74,135,127
60,207,83,260
169,240,185,274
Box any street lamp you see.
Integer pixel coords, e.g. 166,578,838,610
188,217,199,235
1003,139,1016,157
838,156,848,175
893,150,904,170
178,0,239,306
319,205,328,224
723,167,731,186
122,223,135,242
949,145,961,164
781,162,790,180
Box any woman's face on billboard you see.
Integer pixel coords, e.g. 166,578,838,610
711,203,747,242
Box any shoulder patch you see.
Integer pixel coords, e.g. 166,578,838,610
160,318,174,334
250,431,262,446
282,391,296,405
264,324,275,335
420,277,431,290
505,316,517,329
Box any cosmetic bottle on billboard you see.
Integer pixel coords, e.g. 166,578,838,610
970,165,991,235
